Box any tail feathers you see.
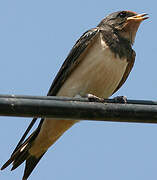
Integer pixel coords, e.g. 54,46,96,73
22,153,45,180
1,143,30,171
1,130,37,170
11,145,30,171
1,128,45,180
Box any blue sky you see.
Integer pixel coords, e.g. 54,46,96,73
0,1,157,180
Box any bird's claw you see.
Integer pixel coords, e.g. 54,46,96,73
75,93,104,102
113,96,127,104
85,94,104,102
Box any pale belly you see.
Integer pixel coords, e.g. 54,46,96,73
57,43,128,98
30,36,128,156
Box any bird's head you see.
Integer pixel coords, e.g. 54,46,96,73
98,11,149,44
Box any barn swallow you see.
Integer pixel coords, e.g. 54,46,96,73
1,11,148,180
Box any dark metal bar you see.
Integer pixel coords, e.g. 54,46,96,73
0,94,157,123
0,94,156,105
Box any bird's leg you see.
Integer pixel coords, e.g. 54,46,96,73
75,94,127,103
75,93,104,103
113,96,127,104
86,94,104,102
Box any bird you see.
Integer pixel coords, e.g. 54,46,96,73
1,10,148,180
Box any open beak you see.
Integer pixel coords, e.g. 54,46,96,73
127,13,149,22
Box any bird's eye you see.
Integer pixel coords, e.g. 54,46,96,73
118,11,127,18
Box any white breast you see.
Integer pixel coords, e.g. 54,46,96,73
57,34,128,98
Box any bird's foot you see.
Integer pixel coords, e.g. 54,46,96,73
113,96,127,104
74,93,104,102
85,94,104,103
